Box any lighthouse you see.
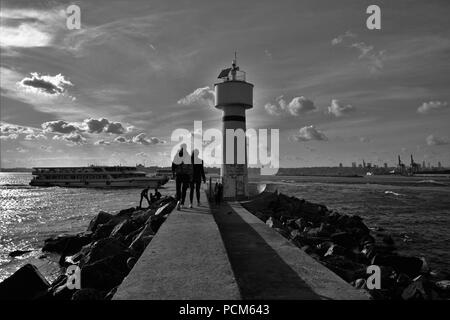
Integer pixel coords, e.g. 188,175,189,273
214,54,253,200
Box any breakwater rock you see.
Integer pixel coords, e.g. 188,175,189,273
0,196,176,300
242,191,449,300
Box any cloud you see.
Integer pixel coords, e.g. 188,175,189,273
417,101,449,114
40,145,53,152
114,136,130,143
25,133,47,140
426,135,449,146
328,99,356,117
177,87,215,107
42,120,78,134
0,133,19,140
94,140,111,145
360,137,371,143
19,73,73,96
332,32,385,73
131,133,166,145
53,133,86,145
0,8,65,48
331,31,356,45
82,118,126,134
290,125,328,142
265,95,316,116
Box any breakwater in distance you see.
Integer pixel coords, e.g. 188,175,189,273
0,197,177,300
241,187,450,300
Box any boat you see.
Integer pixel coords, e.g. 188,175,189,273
29,165,168,188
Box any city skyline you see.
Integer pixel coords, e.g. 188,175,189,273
1,0,450,168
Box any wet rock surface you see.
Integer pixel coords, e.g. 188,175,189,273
0,196,176,300
242,191,449,300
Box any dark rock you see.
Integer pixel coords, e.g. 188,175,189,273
87,211,113,232
294,218,307,230
110,219,141,239
301,245,315,254
0,264,50,300
43,233,92,255
274,227,290,238
353,278,367,289
331,231,356,248
322,255,367,282
117,207,136,216
123,226,145,246
104,286,119,300
127,257,137,270
129,226,154,255
360,234,376,248
81,254,130,291
324,244,351,258
154,200,176,217
92,215,128,240
9,250,32,257
401,275,439,300
71,288,104,300
52,283,76,300
371,254,424,278
435,280,450,292
306,227,321,237
79,238,132,267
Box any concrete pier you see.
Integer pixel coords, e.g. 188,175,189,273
114,188,368,300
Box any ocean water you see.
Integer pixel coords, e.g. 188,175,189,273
256,175,450,277
0,172,148,282
1,173,449,283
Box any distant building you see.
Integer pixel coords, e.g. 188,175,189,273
422,160,426,169
366,162,372,168
438,161,442,168
358,164,363,168
352,162,357,168
339,163,343,168
384,163,388,169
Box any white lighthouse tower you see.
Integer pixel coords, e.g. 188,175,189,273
214,54,253,200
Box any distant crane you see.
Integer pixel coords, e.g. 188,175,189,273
397,155,406,175
410,154,419,174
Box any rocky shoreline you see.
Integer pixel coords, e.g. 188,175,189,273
241,190,450,300
0,196,177,300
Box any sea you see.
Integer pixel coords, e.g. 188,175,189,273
1,172,449,282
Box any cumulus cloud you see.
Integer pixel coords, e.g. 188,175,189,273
290,125,328,142
328,99,356,117
19,73,73,96
82,118,126,134
40,145,53,152
136,152,148,157
417,101,449,114
16,147,28,153
53,133,86,145
360,137,371,143
265,95,316,116
131,133,166,145
177,87,215,107
25,133,47,140
42,120,78,134
426,135,449,146
114,136,129,143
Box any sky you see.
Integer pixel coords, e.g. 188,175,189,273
0,0,449,168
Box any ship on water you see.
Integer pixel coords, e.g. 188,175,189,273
29,165,168,188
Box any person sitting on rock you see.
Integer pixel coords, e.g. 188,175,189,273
139,186,151,208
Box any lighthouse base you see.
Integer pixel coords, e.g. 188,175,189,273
221,164,249,200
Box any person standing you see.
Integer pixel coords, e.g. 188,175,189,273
172,144,192,210
139,186,151,208
189,149,206,208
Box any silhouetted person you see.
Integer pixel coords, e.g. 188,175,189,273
154,188,161,201
189,149,206,207
172,144,192,210
139,186,151,208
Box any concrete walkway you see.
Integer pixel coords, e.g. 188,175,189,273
114,189,240,300
213,201,369,300
114,187,368,300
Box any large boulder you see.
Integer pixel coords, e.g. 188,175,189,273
42,233,92,255
0,264,50,300
110,219,141,239
129,223,155,255
92,215,128,240
87,211,113,232
265,217,283,229
79,238,133,267
322,255,367,283
371,255,424,278
401,275,439,300
81,254,130,291
331,231,356,248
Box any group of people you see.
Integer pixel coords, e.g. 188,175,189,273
139,187,162,208
171,144,206,210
